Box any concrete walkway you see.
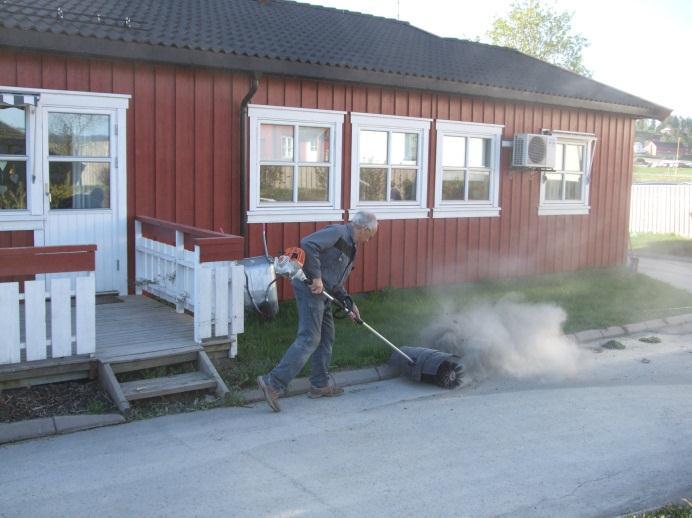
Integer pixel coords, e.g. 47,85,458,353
637,254,692,294
2,323,692,517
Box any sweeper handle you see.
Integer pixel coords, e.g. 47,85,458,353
318,289,416,367
274,246,415,366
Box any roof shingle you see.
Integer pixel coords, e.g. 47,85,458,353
0,0,670,118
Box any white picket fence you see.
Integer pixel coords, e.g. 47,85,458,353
0,274,96,365
630,183,692,237
134,221,245,349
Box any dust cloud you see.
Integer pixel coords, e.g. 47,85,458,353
422,295,583,381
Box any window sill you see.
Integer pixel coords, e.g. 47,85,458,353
247,208,344,224
349,206,429,220
538,205,590,216
432,206,500,219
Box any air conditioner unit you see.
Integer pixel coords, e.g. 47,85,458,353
512,133,557,169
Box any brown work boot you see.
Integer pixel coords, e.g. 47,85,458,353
308,379,344,399
256,375,281,412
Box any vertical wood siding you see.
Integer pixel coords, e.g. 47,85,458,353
0,50,634,297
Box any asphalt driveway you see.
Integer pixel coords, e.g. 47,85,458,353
1,323,692,517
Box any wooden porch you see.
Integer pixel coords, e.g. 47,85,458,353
0,216,247,411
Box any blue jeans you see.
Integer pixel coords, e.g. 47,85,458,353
266,280,335,391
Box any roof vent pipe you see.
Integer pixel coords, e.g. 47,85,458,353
240,73,260,257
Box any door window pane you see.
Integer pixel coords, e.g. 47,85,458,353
564,144,584,171
391,132,418,165
0,160,27,209
442,136,465,167
468,138,491,167
298,166,329,201
0,107,26,155
390,168,416,201
544,172,562,201
564,173,582,200
359,131,387,164
359,167,387,201
260,124,293,161
298,127,329,163
49,113,110,157
468,170,490,201
442,169,465,201
49,162,110,209
260,165,293,202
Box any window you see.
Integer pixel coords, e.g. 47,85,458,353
350,114,430,220
539,133,595,215
48,112,111,210
248,105,345,223
433,120,503,218
0,106,29,210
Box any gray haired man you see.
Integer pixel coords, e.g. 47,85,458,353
257,211,378,412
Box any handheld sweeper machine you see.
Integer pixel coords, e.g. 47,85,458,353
274,247,464,389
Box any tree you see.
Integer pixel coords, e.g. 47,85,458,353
487,0,591,77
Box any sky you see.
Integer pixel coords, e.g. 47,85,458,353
299,0,692,119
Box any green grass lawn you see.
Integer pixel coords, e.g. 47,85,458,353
633,166,692,183
631,232,692,258
228,267,692,387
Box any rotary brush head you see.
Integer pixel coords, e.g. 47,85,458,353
389,347,464,389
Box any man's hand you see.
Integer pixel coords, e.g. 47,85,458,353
310,277,324,294
348,302,361,323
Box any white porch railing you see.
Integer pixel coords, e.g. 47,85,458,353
134,216,245,353
0,245,96,365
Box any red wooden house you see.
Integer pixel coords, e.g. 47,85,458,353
0,0,670,401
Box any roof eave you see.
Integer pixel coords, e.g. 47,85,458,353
0,27,671,121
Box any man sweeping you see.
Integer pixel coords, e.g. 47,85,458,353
257,211,378,412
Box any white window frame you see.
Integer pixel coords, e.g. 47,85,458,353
350,113,431,220
248,105,345,223
433,120,503,219
538,132,596,216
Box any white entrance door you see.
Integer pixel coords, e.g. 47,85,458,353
41,107,125,294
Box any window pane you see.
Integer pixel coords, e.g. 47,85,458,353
49,113,110,157
298,166,329,201
359,130,387,164
49,162,110,209
391,132,418,165
260,165,293,202
260,124,293,162
555,143,564,170
0,107,26,155
359,167,386,201
442,169,465,201
564,144,584,171
468,138,491,167
0,160,27,209
299,126,330,163
564,173,582,201
544,172,562,201
468,170,490,201
442,136,465,167
391,168,417,201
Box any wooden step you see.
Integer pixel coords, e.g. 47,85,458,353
98,350,230,413
120,371,217,401
105,346,202,374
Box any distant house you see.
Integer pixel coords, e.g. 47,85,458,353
643,139,689,159
0,0,671,297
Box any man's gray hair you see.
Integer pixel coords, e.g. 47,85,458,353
351,211,378,232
